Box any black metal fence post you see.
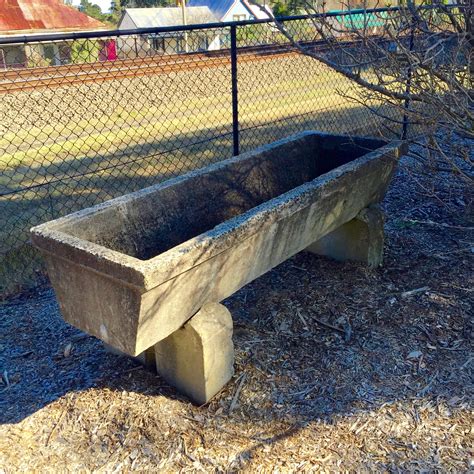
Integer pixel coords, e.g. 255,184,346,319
230,24,239,156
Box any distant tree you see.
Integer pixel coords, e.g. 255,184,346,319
79,0,108,21
270,0,308,16
110,0,124,23
272,0,290,16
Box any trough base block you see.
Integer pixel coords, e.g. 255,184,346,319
306,205,384,268
154,302,234,405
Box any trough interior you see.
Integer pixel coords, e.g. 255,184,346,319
56,134,386,261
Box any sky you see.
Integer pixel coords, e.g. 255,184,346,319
71,0,112,13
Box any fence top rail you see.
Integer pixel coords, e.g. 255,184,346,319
0,4,458,46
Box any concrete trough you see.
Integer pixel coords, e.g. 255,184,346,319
31,131,406,402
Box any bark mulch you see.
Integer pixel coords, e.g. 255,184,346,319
0,153,472,472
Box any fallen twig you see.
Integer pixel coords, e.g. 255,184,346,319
45,407,67,447
2,370,10,387
460,357,473,370
402,287,430,298
296,308,309,330
229,373,247,413
313,317,346,335
402,219,474,231
417,372,438,397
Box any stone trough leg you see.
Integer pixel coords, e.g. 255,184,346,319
306,205,385,268
154,302,234,405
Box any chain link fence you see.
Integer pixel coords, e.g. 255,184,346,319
0,10,408,295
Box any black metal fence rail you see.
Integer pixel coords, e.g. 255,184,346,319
0,7,456,294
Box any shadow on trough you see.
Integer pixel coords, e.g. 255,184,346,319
0,103,394,295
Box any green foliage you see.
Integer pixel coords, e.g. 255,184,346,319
271,0,306,16
70,39,101,64
272,0,290,17
110,0,123,24
237,23,286,45
27,57,51,68
79,0,108,21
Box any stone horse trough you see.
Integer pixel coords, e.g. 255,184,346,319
31,131,406,404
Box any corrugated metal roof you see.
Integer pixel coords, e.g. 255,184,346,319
187,0,235,20
123,7,218,28
187,0,271,21
0,0,106,34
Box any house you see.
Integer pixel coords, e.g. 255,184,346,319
187,0,273,23
0,0,111,69
118,7,221,57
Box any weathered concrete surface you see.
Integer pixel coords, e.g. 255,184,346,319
307,205,385,267
31,131,407,356
154,303,234,405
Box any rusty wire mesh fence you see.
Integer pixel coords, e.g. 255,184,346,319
0,10,421,295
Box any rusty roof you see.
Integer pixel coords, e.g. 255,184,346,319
0,0,106,34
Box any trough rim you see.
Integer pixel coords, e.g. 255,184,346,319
30,131,405,292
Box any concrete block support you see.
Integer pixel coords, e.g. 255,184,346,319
306,205,385,268
154,303,234,405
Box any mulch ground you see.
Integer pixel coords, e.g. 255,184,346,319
1,151,472,472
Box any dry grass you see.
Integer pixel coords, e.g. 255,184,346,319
1,151,472,472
